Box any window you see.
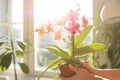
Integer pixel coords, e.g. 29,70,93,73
0,0,93,78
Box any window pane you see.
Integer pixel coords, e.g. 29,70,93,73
12,24,23,40
12,0,23,23
34,0,93,71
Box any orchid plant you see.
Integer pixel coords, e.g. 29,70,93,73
35,8,106,80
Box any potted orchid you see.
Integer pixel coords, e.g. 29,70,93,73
35,8,106,80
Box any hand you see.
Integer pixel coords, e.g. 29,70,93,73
59,64,93,80
82,60,96,74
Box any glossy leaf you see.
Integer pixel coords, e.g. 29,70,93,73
47,45,70,60
0,42,4,46
16,50,24,58
16,41,27,51
19,63,29,74
0,52,13,71
74,43,106,56
0,52,6,63
49,58,65,69
74,25,92,48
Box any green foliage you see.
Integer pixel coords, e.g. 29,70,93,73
0,39,29,73
0,52,12,71
16,50,24,58
74,25,92,48
17,41,27,51
74,43,106,56
19,63,30,73
94,22,120,69
37,58,64,80
0,42,4,46
0,27,30,80
47,45,71,61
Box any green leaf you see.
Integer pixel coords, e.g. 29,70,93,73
37,58,64,80
49,58,64,69
47,45,70,60
0,52,13,71
74,43,106,56
89,43,106,51
19,63,29,74
0,52,6,63
74,25,92,48
16,50,24,58
0,42,4,46
16,41,27,51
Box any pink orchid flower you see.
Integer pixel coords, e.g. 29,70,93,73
67,10,79,22
45,21,53,33
82,15,88,27
65,21,82,35
53,27,62,40
35,24,46,37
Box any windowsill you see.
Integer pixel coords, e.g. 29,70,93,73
0,76,9,80
0,69,54,80
0,76,52,80
0,74,52,80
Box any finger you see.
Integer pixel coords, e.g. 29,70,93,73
82,60,89,68
84,60,89,65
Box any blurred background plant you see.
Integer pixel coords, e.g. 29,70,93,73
0,19,29,80
93,22,120,69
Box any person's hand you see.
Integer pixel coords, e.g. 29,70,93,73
82,60,96,74
81,61,109,80
59,64,94,80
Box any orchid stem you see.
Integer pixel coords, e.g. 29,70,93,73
71,34,75,59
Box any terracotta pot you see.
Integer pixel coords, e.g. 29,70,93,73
59,60,83,77
59,63,75,77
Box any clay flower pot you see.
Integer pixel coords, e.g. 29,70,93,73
59,64,75,77
59,61,83,77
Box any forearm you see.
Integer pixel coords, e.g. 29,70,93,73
86,72,107,80
93,69,120,80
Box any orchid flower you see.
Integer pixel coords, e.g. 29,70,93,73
82,15,89,27
65,21,82,35
53,26,62,40
45,21,53,33
35,24,46,37
67,9,79,22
